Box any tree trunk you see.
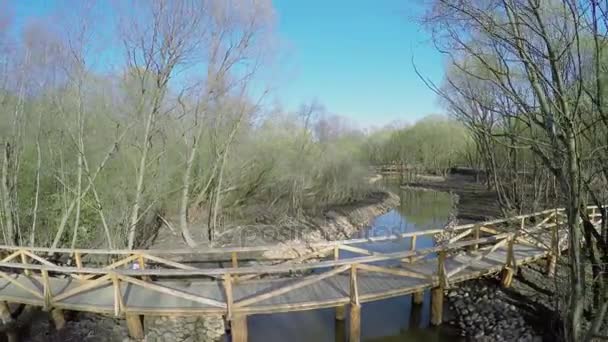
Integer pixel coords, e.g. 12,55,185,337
0,143,14,245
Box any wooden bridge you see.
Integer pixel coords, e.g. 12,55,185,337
0,206,596,342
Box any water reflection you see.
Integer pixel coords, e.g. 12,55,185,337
248,185,459,342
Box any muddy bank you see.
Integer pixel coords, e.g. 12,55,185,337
215,191,400,258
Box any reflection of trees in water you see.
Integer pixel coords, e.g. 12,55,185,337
395,189,453,228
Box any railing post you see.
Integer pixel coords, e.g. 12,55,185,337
74,251,83,279
408,235,417,263
501,235,515,288
349,264,360,342
20,250,31,276
119,271,143,340
546,223,558,277
225,273,249,341
232,313,248,342
136,254,150,282
111,272,123,317
473,226,480,250
231,252,239,282
437,250,447,289
42,269,52,310
334,245,347,321
431,251,446,326
224,273,233,322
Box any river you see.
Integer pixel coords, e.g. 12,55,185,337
247,184,462,341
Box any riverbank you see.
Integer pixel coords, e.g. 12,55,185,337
214,190,400,258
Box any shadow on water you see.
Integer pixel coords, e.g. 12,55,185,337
247,183,462,341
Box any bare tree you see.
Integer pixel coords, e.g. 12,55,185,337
422,1,608,339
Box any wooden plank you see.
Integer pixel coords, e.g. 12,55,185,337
22,250,59,267
339,245,374,256
480,226,500,235
140,254,199,270
447,237,509,278
357,263,431,280
237,247,333,282
0,271,43,299
117,274,227,309
81,254,141,280
235,265,350,308
1,250,22,263
53,274,112,302
448,228,473,244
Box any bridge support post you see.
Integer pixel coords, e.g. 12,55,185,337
232,313,248,342
412,291,424,305
126,313,144,340
335,305,346,321
0,302,17,342
500,267,514,288
430,287,443,326
51,308,66,330
349,304,361,342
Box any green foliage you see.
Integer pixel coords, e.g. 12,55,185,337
363,116,472,173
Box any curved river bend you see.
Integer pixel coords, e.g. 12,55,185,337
247,184,462,342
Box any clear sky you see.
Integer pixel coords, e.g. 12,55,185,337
272,0,445,128
6,0,445,128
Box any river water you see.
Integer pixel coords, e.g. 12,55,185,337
247,184,462,341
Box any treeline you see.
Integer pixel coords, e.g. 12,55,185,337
0,1,376,250
423,1,608,340
362,116,472,175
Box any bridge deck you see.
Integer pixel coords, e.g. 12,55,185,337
0,243,549,316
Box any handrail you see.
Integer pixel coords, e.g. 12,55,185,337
0,205,591,278
0,207,572,257
0,228,552,277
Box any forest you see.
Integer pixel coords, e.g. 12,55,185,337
0,1,469,252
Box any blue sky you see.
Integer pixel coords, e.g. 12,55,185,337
6,0,445,128
272,0,445,127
